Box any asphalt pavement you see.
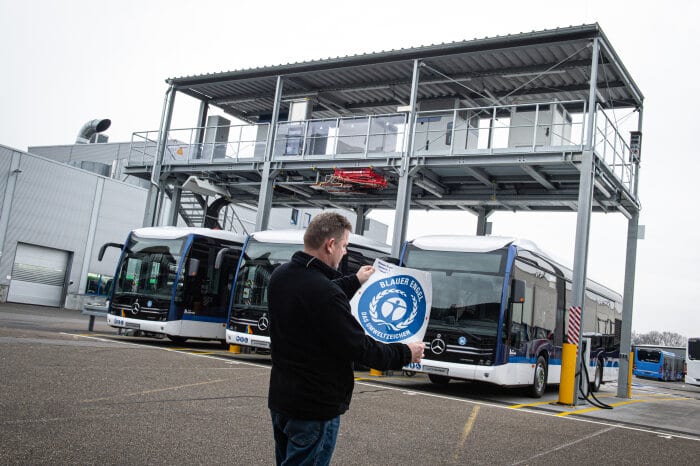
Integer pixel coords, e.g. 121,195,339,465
0,303,697,465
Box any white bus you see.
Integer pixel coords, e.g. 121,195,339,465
101,227,245,344
400,235,623,397
686,337,700,386
225,229,391,350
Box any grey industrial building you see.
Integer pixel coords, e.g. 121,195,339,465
0,140,386,310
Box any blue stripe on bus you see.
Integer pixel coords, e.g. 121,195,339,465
509,356,563,366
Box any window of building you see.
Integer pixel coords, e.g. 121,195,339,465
290,208,299,225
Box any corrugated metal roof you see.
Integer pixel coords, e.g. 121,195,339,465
165,23,642,124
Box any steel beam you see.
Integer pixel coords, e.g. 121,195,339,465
168,184,182,226
143,85,177,227
617,211,639,398
255,76,283,231
476,208,494,236
521,165,555,190
354,206,367,235
391,59,420,256
571,37,600,405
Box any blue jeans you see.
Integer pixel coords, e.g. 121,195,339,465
271,410,340,466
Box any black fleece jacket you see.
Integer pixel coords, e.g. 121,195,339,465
267,251,412,420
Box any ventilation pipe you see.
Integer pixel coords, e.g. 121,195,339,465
76,119,111,144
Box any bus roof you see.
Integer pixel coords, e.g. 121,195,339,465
410,235,520,253
408,235,621,303
251,229,391,253
132,226,245,243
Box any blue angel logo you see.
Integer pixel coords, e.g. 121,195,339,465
358,275,427,343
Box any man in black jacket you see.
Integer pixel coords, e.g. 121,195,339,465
268,212,424,466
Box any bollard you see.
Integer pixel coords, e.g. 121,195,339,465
627,351,633,399
229,344,241,354
558,343,578,405
369,368,384,376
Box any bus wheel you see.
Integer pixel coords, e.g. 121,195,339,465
529,356,548,398
590,359,603,392
428,374,450,385
167,335,188,344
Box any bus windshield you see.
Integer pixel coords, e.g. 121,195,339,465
113,235,185,301
233,241,299,310
403,248,506,336
688,339,700,360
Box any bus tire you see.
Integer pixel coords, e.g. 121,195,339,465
428,374,450,385
529,355,548,398
590,359,603,392
167,335,188,344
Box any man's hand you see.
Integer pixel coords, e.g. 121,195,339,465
407,341,425,363
355,265,375,284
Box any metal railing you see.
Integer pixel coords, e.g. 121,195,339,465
413,100,586,156
593,104,636,193
128,123,269,165
126,99,636,194
271,113,407,160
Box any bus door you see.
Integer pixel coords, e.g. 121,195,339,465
183,238,242,325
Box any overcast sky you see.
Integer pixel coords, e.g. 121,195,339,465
1,0,698,337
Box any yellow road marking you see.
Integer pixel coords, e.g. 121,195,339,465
509,400,558,409
81,379,226,403
451,405,481,462
555,396,692,416
354,376,409,382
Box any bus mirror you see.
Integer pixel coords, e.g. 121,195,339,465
511,279,526,304
98,242,124,261
214,247,237,270
188,258,200,277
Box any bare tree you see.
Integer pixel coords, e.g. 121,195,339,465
632,331,687,347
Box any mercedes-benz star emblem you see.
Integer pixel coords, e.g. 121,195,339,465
258,315,269,331
430,337,446,355
131,300,140,315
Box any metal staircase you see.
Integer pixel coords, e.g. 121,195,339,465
164,187,250,234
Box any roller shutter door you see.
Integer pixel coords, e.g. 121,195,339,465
7,243,69,307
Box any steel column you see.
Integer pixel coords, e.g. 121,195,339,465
194,100,209,159
571,37,600,404
391,59,420,256
476,208,493,236
617,210,639,398
168,184,182,226
633,107,643,198
255,76,283,231
143,85,177,227
617,102,644,397
354,206,367,235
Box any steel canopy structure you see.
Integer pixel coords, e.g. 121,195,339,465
125,23,644,401
127,23,642,228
